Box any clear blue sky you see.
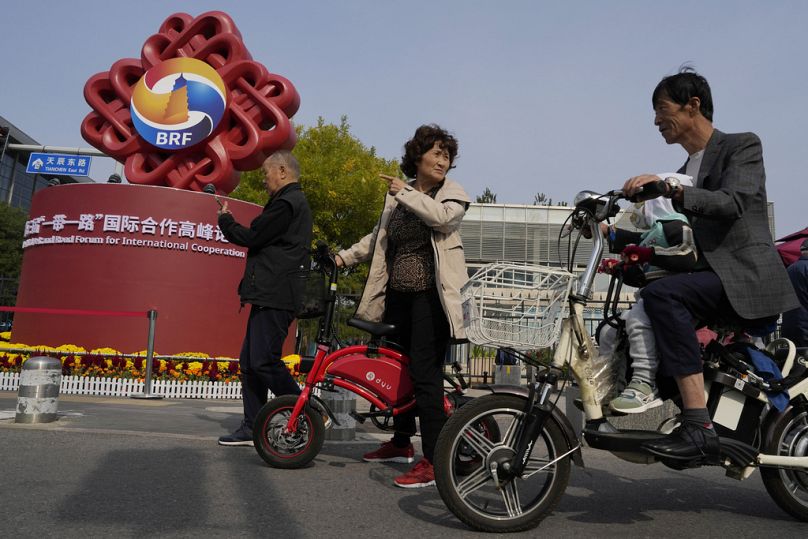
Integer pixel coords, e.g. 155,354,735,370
2,0,806,235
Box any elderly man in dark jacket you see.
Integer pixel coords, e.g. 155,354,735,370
622,69,799,462
216,150,313,446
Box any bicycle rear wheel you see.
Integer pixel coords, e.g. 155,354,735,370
434,394,571,532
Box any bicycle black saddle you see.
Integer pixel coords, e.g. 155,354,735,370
347,318,398,338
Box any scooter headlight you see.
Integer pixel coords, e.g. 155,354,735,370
573,190,602,211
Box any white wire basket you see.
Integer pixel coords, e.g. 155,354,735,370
462,262,575,350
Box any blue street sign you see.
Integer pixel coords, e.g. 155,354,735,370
26,152,92,176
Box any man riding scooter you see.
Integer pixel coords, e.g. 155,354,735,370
622,68,799,462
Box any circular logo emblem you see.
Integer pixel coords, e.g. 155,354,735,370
131,58,227,150
365,371,375,382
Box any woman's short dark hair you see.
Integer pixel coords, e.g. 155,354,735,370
652,66,714,122
400,124,459,178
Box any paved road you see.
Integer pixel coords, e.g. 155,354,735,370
0,392,803,538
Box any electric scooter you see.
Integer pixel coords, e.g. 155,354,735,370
433,182,808,532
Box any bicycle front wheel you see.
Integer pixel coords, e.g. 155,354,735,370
253,394,325,469
434,394,571,532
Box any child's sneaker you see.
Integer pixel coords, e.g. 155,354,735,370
362,440,414,463
609,380,663,414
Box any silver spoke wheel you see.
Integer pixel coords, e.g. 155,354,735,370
522,454,558,478
456,465,491,498
762,408,808,521
434,394,572,532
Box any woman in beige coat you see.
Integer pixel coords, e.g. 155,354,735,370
336,124,470,488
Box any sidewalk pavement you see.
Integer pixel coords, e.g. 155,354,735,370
1,390,797,538
0,385,670,442
0,391,390,444
0,390,434,539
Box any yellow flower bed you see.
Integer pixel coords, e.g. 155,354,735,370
0,340,303,383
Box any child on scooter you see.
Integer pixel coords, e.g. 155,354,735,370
598,173,698,414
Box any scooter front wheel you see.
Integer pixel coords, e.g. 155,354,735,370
761,407,808,521
434,394,571,532
253,394,325,469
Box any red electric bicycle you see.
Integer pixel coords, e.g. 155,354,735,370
252,243,497,469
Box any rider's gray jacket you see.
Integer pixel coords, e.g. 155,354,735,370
674,130,798,319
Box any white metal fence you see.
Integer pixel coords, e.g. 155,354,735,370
0,372,243,399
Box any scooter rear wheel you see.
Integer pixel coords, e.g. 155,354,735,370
761,407,808,521
434,394,571,532
253,394,325,469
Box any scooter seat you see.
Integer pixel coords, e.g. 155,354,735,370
348,318,398,338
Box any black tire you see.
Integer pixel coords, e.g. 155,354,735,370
760,407,808,521
434,394,571,532
253,394,325,469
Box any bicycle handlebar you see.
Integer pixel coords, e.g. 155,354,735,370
312,240,334,267
567,178,667,299
574,179,667,227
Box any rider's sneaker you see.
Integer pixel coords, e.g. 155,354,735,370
362,440,414,463
609,380,663,414
393,458,435,488
218,421,254,446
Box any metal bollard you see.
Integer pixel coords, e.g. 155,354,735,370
131,309,163,399
16,356,62,424
321,387,356,441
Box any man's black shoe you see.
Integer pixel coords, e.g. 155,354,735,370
219,422,254,446
642,422,720,463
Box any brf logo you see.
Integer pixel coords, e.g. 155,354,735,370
131,57,227,150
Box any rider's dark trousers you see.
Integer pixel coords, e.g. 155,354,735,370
384,287,450,463
641,270,773,378
239,306,301,430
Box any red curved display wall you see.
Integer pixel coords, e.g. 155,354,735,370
13,183,295,358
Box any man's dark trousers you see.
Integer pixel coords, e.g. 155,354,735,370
240,306,301,430
641,270,775,377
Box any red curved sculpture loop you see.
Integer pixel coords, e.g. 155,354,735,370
81,10,299,194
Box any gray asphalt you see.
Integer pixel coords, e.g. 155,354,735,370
0,391,804,538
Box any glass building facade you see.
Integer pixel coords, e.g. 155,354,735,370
0,114,85,213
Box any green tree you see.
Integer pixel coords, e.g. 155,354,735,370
0,202,26,308
476,187,497,203
230,116,399,253
533,192,568,206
